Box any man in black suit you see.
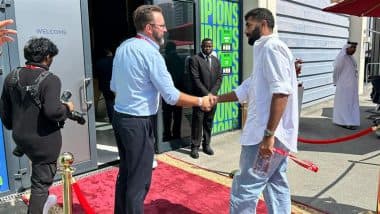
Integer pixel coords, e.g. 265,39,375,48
189,38,223,159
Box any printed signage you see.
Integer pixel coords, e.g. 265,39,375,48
200,0,240,134
219,52,232,74
0,121,9,192
221,29,232,51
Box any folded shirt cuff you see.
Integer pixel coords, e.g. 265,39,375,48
164,89,181,106
234,86,247,103
270,81,293,95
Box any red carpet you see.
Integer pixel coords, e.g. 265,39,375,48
49,161,268,213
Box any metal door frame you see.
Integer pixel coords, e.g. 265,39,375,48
0,0,30,197
76,0,98,175
0,0,98,196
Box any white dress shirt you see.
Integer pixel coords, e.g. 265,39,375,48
234,34,299,152
201,52,212,69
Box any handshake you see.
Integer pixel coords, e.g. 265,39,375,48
199,93,218,112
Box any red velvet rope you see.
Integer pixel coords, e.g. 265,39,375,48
298,127,375,144
72,182,95,214
274,148,318,172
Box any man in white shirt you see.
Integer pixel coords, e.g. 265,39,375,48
332,42,360,130
217,8,298,213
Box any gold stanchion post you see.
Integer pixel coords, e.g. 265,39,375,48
59,152,75,214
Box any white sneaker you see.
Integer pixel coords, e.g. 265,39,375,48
43,194,57,214
152,159,158,169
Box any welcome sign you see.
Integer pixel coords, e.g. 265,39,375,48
200,0,241,134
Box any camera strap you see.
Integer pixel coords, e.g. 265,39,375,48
10,67,51,109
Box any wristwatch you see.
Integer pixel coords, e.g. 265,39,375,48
264,129,275,137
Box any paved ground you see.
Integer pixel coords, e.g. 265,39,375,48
164,90,379,214
0,90,378,213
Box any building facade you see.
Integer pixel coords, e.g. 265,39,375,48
0,0,368,197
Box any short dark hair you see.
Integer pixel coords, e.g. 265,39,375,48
133,5,163,32
166,41,176,52
245,8,275,29
24,37,58,63
201,38,212,45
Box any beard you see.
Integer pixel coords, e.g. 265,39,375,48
248,26,261,46
153,31,165,46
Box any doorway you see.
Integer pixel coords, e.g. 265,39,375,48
154,0,196,153
88,0,145,165
88,0,196,164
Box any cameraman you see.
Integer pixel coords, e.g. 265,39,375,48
0,37,74,213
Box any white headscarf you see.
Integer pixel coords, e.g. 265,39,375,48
333,44,357,84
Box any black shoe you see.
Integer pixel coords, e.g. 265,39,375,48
340,125,357,130
190,148,199,159
13,146,24,157
202,145,214,155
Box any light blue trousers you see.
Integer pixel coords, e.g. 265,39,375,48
230,140,291,214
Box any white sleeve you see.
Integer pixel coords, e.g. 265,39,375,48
263,47,293,95
234,76,251,103
333,56,344,85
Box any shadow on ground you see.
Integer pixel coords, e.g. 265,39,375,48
298,105,379,155
292,195,374,214
145,199,201,214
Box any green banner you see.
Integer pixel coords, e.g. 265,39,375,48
200,0,240,134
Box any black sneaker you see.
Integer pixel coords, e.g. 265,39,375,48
190,148,199,159
202,145,214,155
346,126,357,130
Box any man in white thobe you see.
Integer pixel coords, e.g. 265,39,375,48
217,8,298,213
333,42,360,130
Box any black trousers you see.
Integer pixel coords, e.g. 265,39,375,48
191,106,217,148
112,111,155,214
162,100,182,140
28,162,57,214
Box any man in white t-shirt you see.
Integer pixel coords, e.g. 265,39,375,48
217,8,298,213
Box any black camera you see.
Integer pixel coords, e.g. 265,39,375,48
61,91,86,125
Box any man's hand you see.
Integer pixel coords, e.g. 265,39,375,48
201,94,218,111
259,136,275,157
200,95,211,111
295,58,303,77
0,19,17,46
208,93,218,106
64,101,75,112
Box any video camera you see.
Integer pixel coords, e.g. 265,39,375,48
61,90,86,125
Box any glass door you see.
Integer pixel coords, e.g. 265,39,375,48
13,0,97,173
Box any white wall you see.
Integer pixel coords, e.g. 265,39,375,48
350,17,368,94
242,0,368,102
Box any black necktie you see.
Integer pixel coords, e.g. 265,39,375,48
206,56,211,70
